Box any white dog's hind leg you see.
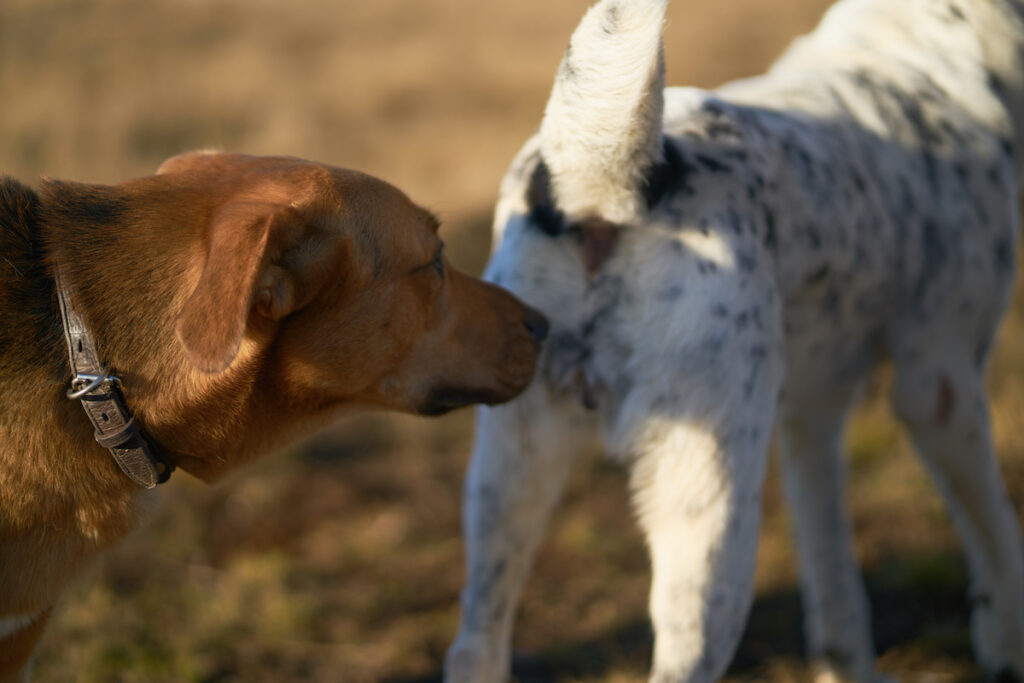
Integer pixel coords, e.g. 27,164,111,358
891,348,1024,679
444,386,593,683
625,409,775,682
778,384,880,683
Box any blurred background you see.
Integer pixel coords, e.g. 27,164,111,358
3,0,1023,680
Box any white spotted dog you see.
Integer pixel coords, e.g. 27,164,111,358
444,0,1024,681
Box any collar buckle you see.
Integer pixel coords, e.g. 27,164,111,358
67,367,116,400
54,267,174,488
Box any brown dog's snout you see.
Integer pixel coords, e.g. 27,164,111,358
523,307,549,343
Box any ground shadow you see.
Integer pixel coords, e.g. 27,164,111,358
384,547,978,683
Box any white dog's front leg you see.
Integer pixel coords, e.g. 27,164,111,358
445,387,592,683
626,414,773,683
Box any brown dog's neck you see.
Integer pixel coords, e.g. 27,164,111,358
0,179,85,469
1,176,236,489
37,179,192,476
35,176,290,483
0,178,151,611
0,174,273,617
1,175,181,456
2,173,332,492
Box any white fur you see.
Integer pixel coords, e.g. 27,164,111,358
446,0,1024,681
540,0,667,224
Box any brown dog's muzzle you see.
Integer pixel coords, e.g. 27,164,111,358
416,279,548,416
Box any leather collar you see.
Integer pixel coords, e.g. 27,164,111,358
54,267,174,488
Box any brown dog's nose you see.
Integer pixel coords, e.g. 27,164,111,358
524,308,549,343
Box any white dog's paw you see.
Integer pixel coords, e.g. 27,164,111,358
970,598,1024,682
973,647,1023,683
811,659,895,683
443,639,506,683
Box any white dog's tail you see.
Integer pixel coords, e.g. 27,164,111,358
539,0,667,225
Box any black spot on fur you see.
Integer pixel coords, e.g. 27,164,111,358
527,161,565,236
851,170,867,193
994,237,1014,272
657,284,684,301
725,206,745,234
999,137,1015,160
697,259,718,275
894,86,945,148
580,274,627,339
953,162,970,185
782,138,816,183
698,334,725,355
896,175,917,216
646,141,696,209
913,219,949,307
922,150,940,191
694,153,732,173
706,120,740,140
743,345,768,399
762,207,777,250
559,44,577,82
602,4,621,33
806,265,829,284
804,224,822,249
736,251,756,273
975,334,994,369
750,306,764,330
735,311,749,331
702,101,724,117
988,70,1006,97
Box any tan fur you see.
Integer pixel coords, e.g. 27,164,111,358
0,152,546,680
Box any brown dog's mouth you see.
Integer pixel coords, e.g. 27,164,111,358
417,386,515,416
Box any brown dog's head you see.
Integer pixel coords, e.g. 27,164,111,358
44,152,546,479
163,152,546,411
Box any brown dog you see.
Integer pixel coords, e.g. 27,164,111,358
0,151,547,681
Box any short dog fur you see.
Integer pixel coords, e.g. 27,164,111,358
0,151,547,681
445,0,1024,681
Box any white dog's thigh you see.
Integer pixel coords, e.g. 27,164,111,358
617,367,779,683
891,346,1024,679
444,385,594,683
627,415,770,683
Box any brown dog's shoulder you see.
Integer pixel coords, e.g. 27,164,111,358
0,176,40,239
0,175,38,205
0,176,45,295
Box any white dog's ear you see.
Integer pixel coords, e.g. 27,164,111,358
540,0,667,225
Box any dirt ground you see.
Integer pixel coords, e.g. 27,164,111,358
2,0,1023,681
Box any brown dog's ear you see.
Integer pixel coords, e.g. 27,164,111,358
175,202,294,373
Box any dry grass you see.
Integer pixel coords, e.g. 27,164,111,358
2,0,1022,680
